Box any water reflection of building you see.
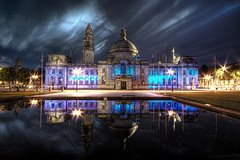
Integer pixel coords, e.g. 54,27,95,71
44,100,198,123
81,114,93,153
44,100,98,123
46,111,66,123
148,100,198,121
106,101,141,151
43,100,199,151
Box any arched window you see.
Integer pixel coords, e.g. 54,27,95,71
69,69,72,73
119,60,128,75
121,62,127,75
50,76,55,85
90,77,95,85
183,77,186,85
58,77,63,85
168,78,171,85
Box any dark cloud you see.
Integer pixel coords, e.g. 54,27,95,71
0,0,240,68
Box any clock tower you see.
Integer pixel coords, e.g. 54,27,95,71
82,23,94,65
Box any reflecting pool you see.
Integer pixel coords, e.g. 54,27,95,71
0,100,240,160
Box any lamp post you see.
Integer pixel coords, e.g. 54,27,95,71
221,64,228,88
73,68,83,92
167,68,175,92
219,63,230,89
30,74,39,91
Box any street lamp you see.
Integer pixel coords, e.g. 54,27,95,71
220,64,229,87
30,74,39,91
30,99,38,106
72,68,83,92
167,68,175,92
222,66,227,72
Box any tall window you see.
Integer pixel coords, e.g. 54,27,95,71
59,69,63,74
168,79,171,85
58,77,63,85
183,69,186,75
189,77,192,85
80,79,83,85
68,79,73,85
189,70,192,75
50,76,54,85
121,62,127,75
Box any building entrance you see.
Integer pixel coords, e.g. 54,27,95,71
121,81,126,90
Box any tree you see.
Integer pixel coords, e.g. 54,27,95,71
16,68,34,90
230,70,240,85
0,67,16,90
215,68,224,80
200,64,208,74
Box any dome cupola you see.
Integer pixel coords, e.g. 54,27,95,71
108,28,138,61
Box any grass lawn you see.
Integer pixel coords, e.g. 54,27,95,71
165,91,240,112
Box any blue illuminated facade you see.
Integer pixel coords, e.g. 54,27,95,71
45,56,198,90
148,57,198,89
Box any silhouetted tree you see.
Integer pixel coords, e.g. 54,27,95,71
16,68,34,90
200,64,208,74
0,67,16,90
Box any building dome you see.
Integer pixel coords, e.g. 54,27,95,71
108,28,138,61
107,115,138,151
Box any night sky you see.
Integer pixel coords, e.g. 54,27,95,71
0,0,240,69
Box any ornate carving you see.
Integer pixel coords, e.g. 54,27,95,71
48,54,67,65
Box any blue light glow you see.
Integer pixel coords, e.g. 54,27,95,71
111,101,136,114
148,100,198,112
113,65,135,77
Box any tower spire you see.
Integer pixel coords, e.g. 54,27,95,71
157,49,161,64
82,23,94,65
172,47,175,60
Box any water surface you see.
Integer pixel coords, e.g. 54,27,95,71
0,99,240,160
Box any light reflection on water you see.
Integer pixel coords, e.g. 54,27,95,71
0,99,240,160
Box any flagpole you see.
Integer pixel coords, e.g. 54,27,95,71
152,53,154,91
182,56,183,92
158,50,160,93
41,53,43,92
214,55,217,91
164,43,167,95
